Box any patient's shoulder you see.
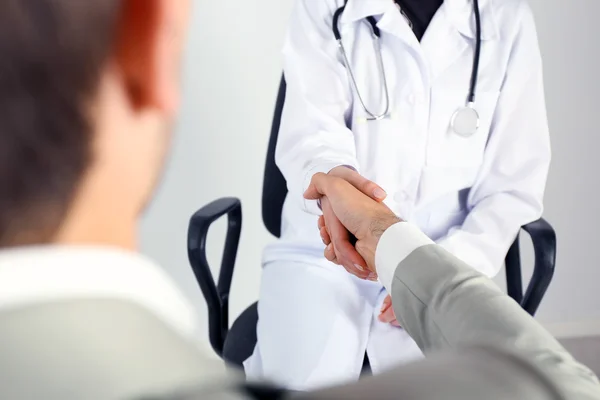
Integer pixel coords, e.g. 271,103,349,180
0,298,234,400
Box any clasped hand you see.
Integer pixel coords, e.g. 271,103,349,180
304,166,401,326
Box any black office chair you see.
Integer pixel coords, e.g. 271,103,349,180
187,76,557,370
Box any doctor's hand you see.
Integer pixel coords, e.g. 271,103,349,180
305,173,401,274
328,166,387,201
320,166,388,279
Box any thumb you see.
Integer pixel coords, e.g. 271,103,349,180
304,183,321,201
336,170,387,202
351,176,387,202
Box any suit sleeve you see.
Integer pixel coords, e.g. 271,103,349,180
375,222,600,400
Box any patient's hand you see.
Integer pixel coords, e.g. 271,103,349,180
305,173,401,275
320,197,372,280
379,294,400,327
321,166,387,280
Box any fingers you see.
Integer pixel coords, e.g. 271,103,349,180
378,307,396,324
305,172,398,272
324,243,337,263
378,307,400,326
318,215,325,230
318,215,332,245
305,175,371,241
380,294,392,314
329,167,387,202
320,205,378,280
320,226,331,246
321,198,370,280
378,295,401,327
303,173,331,201
345,174,387,202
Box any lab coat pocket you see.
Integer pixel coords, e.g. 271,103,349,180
426,91,500,168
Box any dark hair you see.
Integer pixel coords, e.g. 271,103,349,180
0,0,120,246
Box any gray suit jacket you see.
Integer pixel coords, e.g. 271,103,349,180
0,245,598,399
299,245,600,399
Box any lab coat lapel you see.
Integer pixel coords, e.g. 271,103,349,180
376,5,420,49
341,0,393,24
342,0,418,47
420,3,470,84
341,0,500,83
443,0,499,41
421,0,499,83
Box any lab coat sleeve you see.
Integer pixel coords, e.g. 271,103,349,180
276,0,359,215
436,4,551,277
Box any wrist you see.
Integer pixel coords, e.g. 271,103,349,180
371,214,402,242
356,213,401,273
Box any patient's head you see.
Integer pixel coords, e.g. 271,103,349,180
0,0,190,249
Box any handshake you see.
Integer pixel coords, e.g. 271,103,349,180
303,166,402,326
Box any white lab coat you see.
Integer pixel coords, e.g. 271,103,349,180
247,0,551,390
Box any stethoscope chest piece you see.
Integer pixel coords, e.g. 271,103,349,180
451,103,480,137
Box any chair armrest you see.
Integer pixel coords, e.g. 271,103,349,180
521,218,557,315
505,218,557,316
187,197,242,357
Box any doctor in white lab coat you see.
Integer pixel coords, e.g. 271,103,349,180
244,0,551,391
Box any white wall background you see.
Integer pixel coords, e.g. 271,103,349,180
140,0,293,347
520,0,600,335
141,0,600,344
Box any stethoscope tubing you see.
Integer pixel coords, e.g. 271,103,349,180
332,1,482,124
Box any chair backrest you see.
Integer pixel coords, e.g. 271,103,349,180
261,75,288,238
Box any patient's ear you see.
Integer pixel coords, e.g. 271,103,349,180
113,0,185,115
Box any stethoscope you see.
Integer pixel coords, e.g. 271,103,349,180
332,0,482,137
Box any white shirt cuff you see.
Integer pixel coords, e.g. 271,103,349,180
375,222,434,293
